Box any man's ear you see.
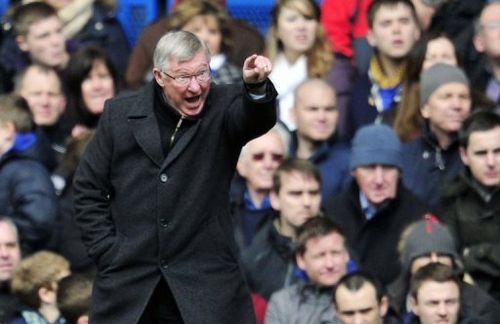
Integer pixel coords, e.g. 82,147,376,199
16,35,29,52
379,295,389,317
77,315,89,324
296,253,306,271
270,190,280,211
420,102,430,120
459,146,469,166
409,295,419,316
366,29,377,47
473,34,485,53
153,68,164,87
38,286,55,305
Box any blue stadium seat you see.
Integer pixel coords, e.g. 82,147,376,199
226,0,274,36
0,0,9,19
116,0,159,47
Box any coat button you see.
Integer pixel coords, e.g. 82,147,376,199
160,259,168,269
160,219,169,228
160,174,168,182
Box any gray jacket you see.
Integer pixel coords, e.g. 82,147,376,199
265,281,339,324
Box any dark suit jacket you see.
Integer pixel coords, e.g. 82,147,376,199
73,80,277,323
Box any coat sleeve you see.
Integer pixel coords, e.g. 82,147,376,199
264,290,288,324
73,105,116,267
223,82,278,147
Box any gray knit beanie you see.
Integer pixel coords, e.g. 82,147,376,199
420,63,469,104
350,124,402,170
402,216,459,273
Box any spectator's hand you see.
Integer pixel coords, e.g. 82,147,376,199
242,54,272,84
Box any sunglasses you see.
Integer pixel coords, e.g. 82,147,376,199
252,152,284,163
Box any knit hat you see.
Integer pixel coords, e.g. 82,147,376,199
401,214,459,273
350,124,402,170
420,63,469,104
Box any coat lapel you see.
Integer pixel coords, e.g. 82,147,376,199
128,83,164,168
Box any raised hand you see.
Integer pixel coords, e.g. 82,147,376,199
242,54,273,84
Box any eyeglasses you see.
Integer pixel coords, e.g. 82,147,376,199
162,69,211,86
252,152,284,163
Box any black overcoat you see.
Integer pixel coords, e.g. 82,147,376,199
73,81,277,323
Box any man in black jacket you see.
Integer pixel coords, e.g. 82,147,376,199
324,124,429,286
73,30,277,323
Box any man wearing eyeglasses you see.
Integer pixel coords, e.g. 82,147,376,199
73,30,277,324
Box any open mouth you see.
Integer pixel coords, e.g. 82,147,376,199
186,95,200,104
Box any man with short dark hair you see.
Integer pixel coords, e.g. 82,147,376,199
409,263,461,324
241,158,323,300
333,271,393,324
441,110,500,300
345,0,421,139
265,217,350,324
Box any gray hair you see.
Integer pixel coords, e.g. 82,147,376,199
153,30,211,72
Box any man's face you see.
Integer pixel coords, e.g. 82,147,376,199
271,171,321,232
81,59,115,116
460,126,500,187
421,83,471,137
352,165,399,206
411,281,460,324
19,66,66,126
17,15,68,68
296,231,349,287
293,83,338,142
237,132,285,192
474,3,500,60
335,283,388,324
367,3,420,60
0,222,22,283
153,51,211,117
410,253,454,275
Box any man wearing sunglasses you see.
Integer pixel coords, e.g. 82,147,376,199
73,30,277,323
233,128,286,250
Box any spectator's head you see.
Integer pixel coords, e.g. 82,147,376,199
292,78,338,143
267,0,332,78
11,251,70,313
459,110,500,188
166,0,233,56
350,124,402,206
13,2,69,69
14,64,66,127
409,263,460,324
333,271,389,324
57,273,93,324
398,215,459,275
473,2,500,62
237,128,286,197
419,63,471,145
295,217,349,287
153,30,211,118
0,217,22,284
271,158,322,238
0,94,34,155
367,0,420,61
66,46,118,130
